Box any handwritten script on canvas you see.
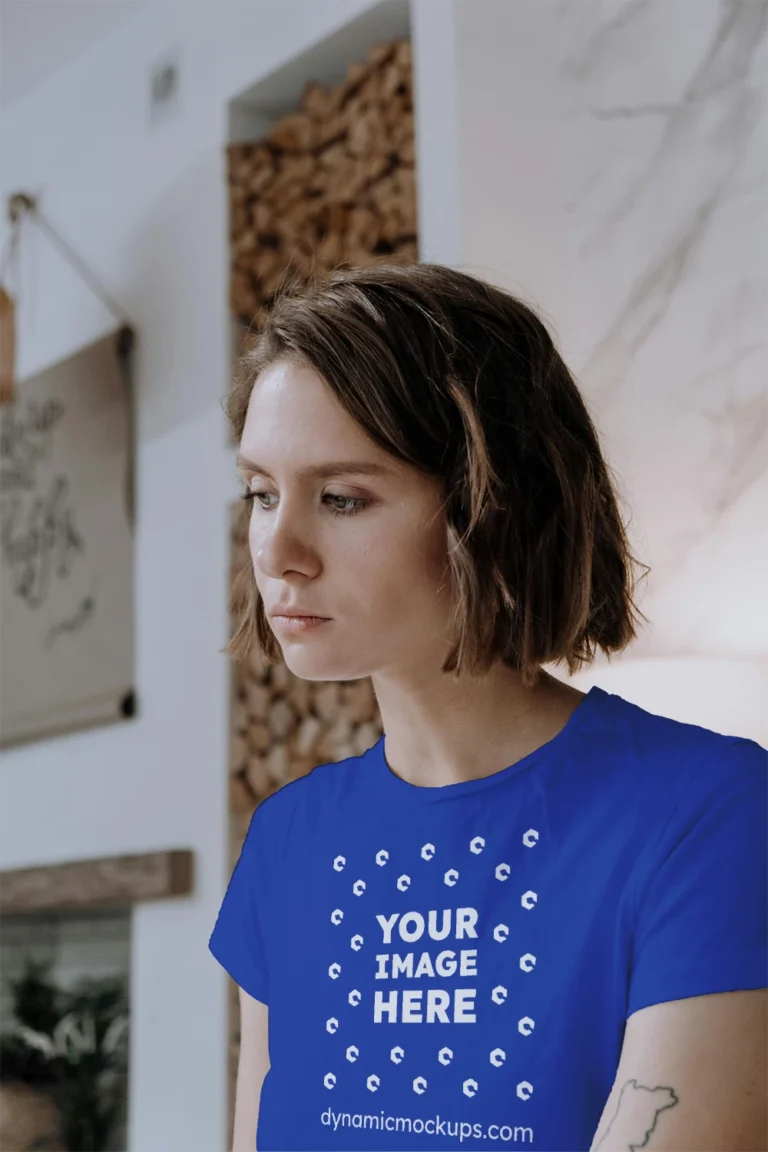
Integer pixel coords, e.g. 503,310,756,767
0,332,134,746
0,398,91,630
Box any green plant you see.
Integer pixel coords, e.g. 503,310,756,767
0,957,129,1151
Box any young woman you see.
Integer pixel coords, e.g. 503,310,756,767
209,263,767,1152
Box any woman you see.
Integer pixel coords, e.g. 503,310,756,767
209,263,767,1152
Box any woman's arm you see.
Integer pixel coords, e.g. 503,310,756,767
590,989,767,1151
232,987,270,1152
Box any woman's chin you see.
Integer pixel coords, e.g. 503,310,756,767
280,650,351,683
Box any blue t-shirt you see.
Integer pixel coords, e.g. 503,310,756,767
209,685,768,1151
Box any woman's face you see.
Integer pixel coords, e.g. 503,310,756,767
237,357,455,683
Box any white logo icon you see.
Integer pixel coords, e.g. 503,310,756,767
333,855,346,872
346,1045,359,1063
397,874,411,891
328,962,341,979
390,1046,405,1064
517,1080,534,1101
519,953,537,972
348,989,362,1007
376,849,389,866
495,863,511,881
353,879,366,896
324,1072,336,1089
438,1047,453,1065
413,1076,427,1095
490,1048,506,1067
444,868,459,887
330,908,344,925
491,985,508,1005
518,1016,535,1036
521,889,537,909
493,923,509,943
522,828,539,847
469,836,485,854
325,1017,338,1034
463,1078,479,1098
367,1074,380,1092
421,843,436,860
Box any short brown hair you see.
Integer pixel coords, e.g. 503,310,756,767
223,262,649,687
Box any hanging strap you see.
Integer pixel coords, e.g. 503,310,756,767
2,193,132,327
1,193,137,528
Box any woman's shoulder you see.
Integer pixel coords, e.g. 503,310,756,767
254,744,375,825
587,686,766,805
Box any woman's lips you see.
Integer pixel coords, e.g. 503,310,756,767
272,615,330,634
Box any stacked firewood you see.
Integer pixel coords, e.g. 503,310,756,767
227,37,418,329
225,35,414,833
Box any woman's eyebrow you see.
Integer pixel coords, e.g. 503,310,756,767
235,454,393,481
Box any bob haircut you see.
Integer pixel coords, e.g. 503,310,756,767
223,262,648,688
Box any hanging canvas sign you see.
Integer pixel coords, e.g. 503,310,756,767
0,326,136,747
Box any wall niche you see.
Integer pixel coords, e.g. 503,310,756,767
224,1,416,1137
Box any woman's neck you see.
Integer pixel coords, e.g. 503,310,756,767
371,663,587,789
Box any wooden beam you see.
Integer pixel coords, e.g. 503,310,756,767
0,849,194,915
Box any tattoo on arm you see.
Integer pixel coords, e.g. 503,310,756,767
594,1079,680,1151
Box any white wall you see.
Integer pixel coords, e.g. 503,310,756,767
448,0,767,744
0,0,149,108
0,3,386,1148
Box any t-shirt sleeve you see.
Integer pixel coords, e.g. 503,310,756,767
627,735,768,1019
208,801,272,1005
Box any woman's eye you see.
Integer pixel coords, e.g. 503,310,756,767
240,490,276,509
325,494,369,517
239,491,369,518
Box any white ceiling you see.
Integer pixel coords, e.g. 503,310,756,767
0,0,149,110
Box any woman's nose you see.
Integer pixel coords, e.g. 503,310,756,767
253,531,320,580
